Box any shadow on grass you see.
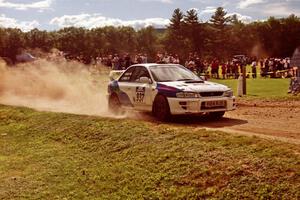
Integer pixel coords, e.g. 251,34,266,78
132,112,248,129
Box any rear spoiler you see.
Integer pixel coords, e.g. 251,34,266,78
109,70,125,81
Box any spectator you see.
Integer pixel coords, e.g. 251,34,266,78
251,60,257,78
221,63,227,79
211,59,219,79
124,53,132,69
112,54,120,70
173,54,180,64
186,56,195,71
162,53,170,64
142,54,148,63
136,54,143,64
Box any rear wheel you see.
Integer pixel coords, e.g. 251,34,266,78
108,94,124,115
208,111,225,120
152,95,171,121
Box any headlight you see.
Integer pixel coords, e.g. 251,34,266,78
224,90,233,97
176,92,200,98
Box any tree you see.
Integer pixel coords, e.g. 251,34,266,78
279,15,300,57
2,28,25,62
137,26,158,60
210,7,231,59
1,11,300,64
164,8,186,58
117,26,137,53
25,28,53,51
183,8,204,55
227,14,251,56
169,8,184,34
55,27,90,62
210,7,231,30
0,28,6,58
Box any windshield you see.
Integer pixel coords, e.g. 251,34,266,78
150,65,201,82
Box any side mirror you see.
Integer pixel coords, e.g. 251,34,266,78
200,76,207,81
139,77,152,84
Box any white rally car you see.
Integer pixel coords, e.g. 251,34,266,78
108,64,236,121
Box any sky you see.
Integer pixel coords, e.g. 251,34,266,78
0,0,300,31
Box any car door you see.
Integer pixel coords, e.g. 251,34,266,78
117,66,136,107
129,66,153,111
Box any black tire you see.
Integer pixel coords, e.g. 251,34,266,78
208,111,225,120
152,95,171,121
108,94,123,115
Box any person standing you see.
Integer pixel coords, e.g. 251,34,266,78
211,59,220,79
221,62,227,79
251,60,257,78
142,54,148,63
112,54,120,70
195,57,202,76
136,54,143,64
162,53,170,64
124,53,131,69
186,56,195,72
173,54,180,64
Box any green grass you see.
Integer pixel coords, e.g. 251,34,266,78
210,64,300,100
212,78,300,100
0,105,300,199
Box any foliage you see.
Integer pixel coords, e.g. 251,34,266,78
164,8,186,56
1,8,300,63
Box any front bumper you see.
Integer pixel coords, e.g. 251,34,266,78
167,96,237,115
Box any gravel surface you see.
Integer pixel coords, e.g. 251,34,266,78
223,99,300,142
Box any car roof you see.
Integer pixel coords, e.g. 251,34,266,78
130,63,181,69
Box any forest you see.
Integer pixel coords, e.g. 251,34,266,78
1,7,300,63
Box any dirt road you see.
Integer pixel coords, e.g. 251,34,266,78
139,99,300,144
222,99,300,143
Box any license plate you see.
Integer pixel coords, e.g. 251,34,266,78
205,101,226,108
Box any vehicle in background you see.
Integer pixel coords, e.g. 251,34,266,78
16,53,36,63
233,54,251,65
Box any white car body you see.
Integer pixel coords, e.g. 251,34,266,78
108,64,236,117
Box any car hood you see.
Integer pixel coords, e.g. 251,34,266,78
158,81,230,92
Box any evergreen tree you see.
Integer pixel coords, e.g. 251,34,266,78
184,9,199,26
210,7,231,30
164,8,186,58
183,9,203,55
210,7,231,59
169,8,184,34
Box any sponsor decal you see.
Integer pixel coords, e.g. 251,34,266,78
156,83,181,97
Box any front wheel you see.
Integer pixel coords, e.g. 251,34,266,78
152,95,171,121
208,111,225,120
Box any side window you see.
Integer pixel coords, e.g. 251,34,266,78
130,66,151,82
130,66,143,82
119,67,135,82
138,68,151,79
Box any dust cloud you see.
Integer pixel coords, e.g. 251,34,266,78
0,59,115,117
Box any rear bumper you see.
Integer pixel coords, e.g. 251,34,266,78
167,96,237,115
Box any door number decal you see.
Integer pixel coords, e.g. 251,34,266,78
134,87,145,103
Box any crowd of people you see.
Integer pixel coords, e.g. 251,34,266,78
94,53,296,79
45,50,298,79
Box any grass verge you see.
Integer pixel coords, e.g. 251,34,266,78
0,105,299,199
212,78,300,100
